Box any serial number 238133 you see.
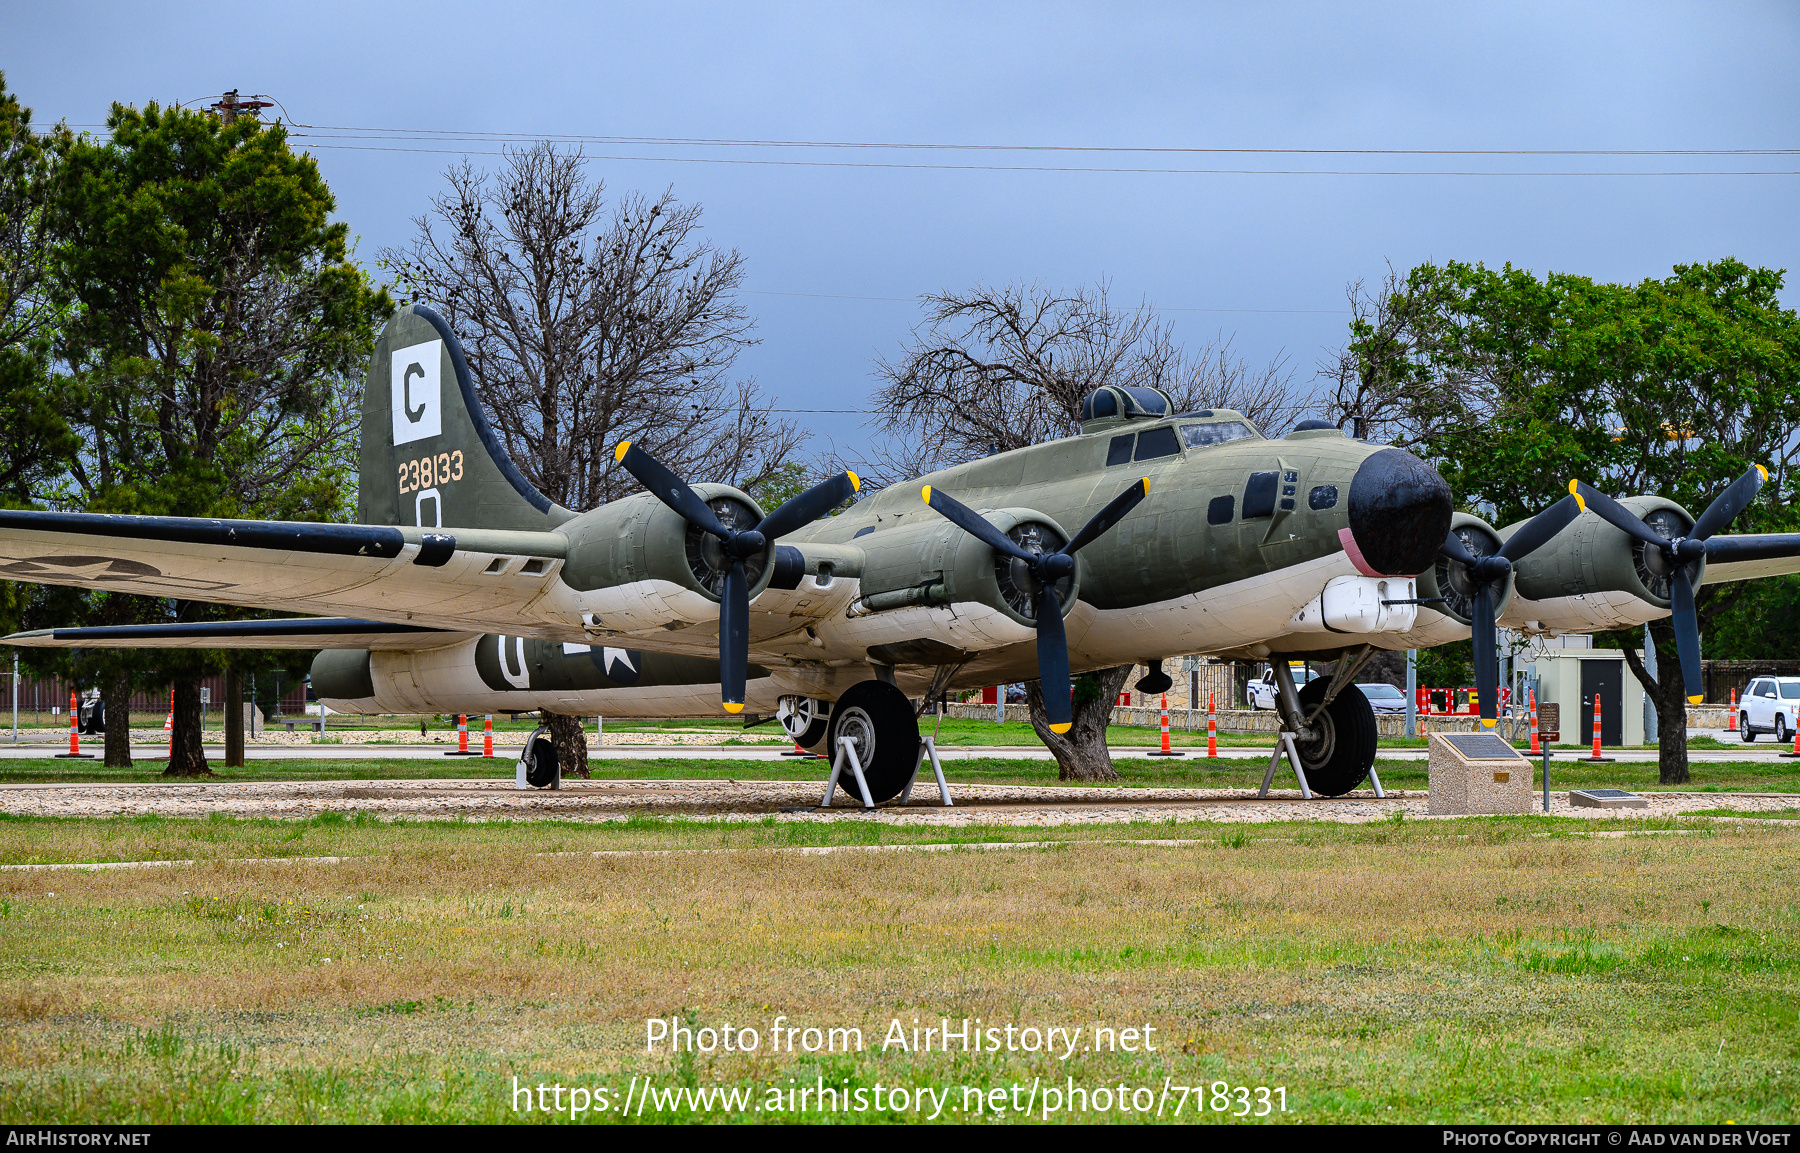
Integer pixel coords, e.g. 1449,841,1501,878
398,450,464,494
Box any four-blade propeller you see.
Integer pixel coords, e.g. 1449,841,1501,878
1572,466,1770,704
613,441,859,713
921,478,1151,734
1441,492,1587,727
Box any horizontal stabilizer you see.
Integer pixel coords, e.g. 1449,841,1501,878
3,618,468,651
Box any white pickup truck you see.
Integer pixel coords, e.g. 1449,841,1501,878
1246,663,1321,710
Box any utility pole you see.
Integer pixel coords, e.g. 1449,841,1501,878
209,90,273,126
1405,649,1416,739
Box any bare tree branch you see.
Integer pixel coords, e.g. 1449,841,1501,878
382,143,802,509
854,280,1302,484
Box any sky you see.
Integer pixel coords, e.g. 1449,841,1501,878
6,1,1798,456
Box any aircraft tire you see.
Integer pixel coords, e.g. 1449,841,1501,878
525,729,560,788
1291,680,1376,797
826,680,921,804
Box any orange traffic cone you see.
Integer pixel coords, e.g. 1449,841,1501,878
55,691,92,759
482,714,494,758
1583,692,1614,762
445,713,479,755
1206,691,1218,757
1528,689,1540,755
1148,692,1183,757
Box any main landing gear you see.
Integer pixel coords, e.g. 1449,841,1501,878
823,680,921,804
1268,656,1378,797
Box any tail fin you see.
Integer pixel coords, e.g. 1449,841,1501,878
358,304,573,531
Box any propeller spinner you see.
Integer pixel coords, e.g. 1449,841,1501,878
614,442,859,713
921,478,1151,734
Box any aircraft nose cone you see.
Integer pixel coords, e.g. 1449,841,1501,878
1345,448,1454,575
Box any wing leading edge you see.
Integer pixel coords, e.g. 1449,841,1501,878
4,617,469,651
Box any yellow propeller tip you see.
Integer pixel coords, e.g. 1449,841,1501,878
1573,492,1585,512
1758,464,1769,481
721,702,744,714
1140,477,1151,494
921,484,932,503
847,470,861,493
613,441,631,462
1049,722,1072,735
1568,478,1580,495
1481,718,1497,728
1687,694,1704,705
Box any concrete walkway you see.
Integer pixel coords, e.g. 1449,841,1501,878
0,738,1786,765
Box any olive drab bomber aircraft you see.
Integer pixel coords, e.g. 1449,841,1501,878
7,304,1800,799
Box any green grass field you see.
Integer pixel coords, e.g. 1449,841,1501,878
0,812,1795,1123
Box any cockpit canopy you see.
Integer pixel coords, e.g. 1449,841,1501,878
1079,385,1174,434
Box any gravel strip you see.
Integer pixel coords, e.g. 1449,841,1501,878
0,778,1793,827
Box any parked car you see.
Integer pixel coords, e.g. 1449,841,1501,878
1246,663,1320,710
1739,675,1800,742
1356,682,1408,714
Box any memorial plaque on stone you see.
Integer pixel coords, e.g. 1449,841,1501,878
1427,730,1533,815
1569,788,1648,809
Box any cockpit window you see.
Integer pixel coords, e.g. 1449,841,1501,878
1134,425,1180,461
1181,421,1255,449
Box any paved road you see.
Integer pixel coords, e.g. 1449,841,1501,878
0,739,1789,766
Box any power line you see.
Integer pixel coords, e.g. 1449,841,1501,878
277,124,1800,158
744,289,1344,314
283,139,1800,176
66,121,1799,175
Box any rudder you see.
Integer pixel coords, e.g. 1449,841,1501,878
359,304,573,531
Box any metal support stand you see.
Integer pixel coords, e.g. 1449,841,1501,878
900,737,953,806
1257,731,1313,800
820,736,874,809
1366,762,1387,798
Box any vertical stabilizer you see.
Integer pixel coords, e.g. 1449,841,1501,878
358,305,573,531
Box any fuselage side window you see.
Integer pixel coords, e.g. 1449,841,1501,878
1243,471,1279,519
1181,421,1255,449
1134,425,1180,462
1106,434,1136,466
1207,495,1235,525
1308,484,1338,510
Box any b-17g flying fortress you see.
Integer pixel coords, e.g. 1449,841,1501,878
6,303,1800,800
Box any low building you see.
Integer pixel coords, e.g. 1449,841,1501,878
1527,647,1647,747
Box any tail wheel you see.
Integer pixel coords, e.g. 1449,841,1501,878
1291,680,1377,797
524,728,559,788
777,695,830,750
826,680,920,804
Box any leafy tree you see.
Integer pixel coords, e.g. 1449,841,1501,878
1337,258,1800,783
45,99,389,775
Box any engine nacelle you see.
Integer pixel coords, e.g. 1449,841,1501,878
1381,511,1510,650
557,484,776,632
1503,496,1699,633
840,506,1077,656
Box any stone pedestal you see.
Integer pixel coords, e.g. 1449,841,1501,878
1427,732,1533,815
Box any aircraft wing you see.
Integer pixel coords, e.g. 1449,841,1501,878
0,509,577,638
4,617,469,651
1700,534,1800,586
